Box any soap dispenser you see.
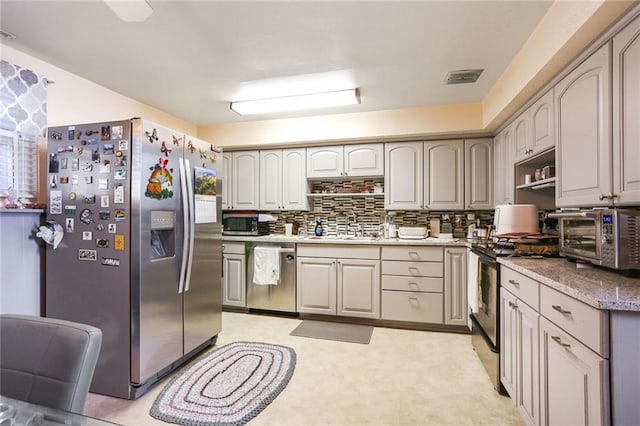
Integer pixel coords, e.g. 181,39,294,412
314,217,323,236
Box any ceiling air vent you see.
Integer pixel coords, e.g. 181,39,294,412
445,69,484,85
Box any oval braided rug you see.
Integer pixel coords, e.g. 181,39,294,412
150,341,296,426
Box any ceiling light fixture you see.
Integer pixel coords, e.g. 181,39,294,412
230,89,360,116
104,0,154,23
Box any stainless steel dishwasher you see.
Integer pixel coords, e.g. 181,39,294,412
246,241,296,312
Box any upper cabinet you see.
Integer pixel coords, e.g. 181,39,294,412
494,126,514,206
612,15,640,205
529,89,555,156
385,142,423,210
424,140,464,210
512,113,530,163
306,144,383,178
260,149,308,211
225,150,259,210
555,44,611,207
465,138,493,210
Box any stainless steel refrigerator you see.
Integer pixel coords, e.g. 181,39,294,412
45,118,222,399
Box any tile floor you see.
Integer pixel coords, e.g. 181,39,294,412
85,312,524,425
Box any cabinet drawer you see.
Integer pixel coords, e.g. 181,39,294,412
500,267,539,310
297,244,380,260
381,260,443,278
381,275,443,293
540,285,609,357
381,290,443,323
222,242,245,255
382,246,443,262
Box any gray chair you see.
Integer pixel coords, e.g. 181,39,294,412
0,314,102,414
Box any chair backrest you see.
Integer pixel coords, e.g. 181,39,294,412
0,314,102,413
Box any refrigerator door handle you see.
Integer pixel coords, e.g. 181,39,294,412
178,158,189,294
184,159,195,292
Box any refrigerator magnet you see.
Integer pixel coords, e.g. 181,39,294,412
99,210,110,220
118,140,128,151
79,208,93,224
101,125,110,141
96,224,105,231
114,169,127,180
71,158,79,171
57,145,73,153
82,231,93,241
114,209,126,221
78,249,96,261
83,194,96,204
111,126,123,140
101,257,120,267
49,175,58,188
67,127,75,140
59,176,69,184
63,205,76,215
71,175,79,186
49,131,62,140
114,184,125,204
69,192,77,200
172,135,181,146
85,130,99,136
49,191,62,214
95,238,109,248
145,128,158,144
101,195,109,208
49,154,59,173
99,161,110,173
98,178,109,190
81,162,93,172
103,144,115,155
65,218,74,233
107,224,116,233
92,149,100,163
114,235,125,251
115,155,126,167
60,158,68,170
83,175,93,184
76,147,84,155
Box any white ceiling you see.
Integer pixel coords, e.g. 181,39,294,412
0,1,553,126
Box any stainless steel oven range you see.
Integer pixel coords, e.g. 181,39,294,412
469,243,507,395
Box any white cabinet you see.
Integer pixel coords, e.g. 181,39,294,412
539,317,609,426
423,140,464,210
223,151,259,210
444,247,467,326
555,44,611,207
612,15,640,205
306,144,383,178
529,89,555,157
381,246,444,324
494,127,514,206
297,245,380,319
222,242,246,307
385,142,423,210
464,138,493,210
260,148,308,211
500,286,540,426
512,113,531,164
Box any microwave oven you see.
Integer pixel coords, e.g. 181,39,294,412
549,209,640,270
222,211,259,236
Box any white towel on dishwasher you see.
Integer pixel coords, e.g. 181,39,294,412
253,246,280,285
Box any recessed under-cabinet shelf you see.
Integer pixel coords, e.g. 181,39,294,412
307,192,384,197
516,177,556,190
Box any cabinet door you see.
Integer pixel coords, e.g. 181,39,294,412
221,152,232,209
232,151,259,209
222,253,246,307
344,144,384,177
282,148,308,210
306,146,343,178
518,300,540,426
556,44,611,207
337,259,380,319
539,317,609,426
465,138,493,210
493,132,506,206
424,140,464,210
513,113,531,163
259,150,282,210
500,288,518,399
530,89,555,155
384,142,423,210
504,126,515,204
444,247,466,326
296,256,336,315
613,16,640,205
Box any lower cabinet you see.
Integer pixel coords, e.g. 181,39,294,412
222,242,246,307
296,244,380,319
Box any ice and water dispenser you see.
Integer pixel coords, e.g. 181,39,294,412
150,210,175,260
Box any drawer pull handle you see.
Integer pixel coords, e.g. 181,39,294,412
408,282,420,288
551,335,571,348
408,251,420,259
409,267,420,273
408,296,419,301
508,279,520,287
552,305,572,315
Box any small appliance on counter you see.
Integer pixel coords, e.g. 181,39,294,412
493,204,539,236
222,211,258,235
397,226,428,239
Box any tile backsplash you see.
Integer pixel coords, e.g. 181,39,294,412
261,178,495,237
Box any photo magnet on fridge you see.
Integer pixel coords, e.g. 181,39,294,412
118,140,128,151
111,126,123,139
103,143,115,155
78,249,97,261
67,127,75,140
99,210,110,220
49,190,62,214
49,153,59,173
65,218,74,233
59,176,69,184
101,125,110,141
49,175,58,188
107,223,116,233
82,231,93,241
71,158,79,171
60,158,68,170
101,195,109,208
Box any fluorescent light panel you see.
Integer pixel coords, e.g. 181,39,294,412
231,89,360,115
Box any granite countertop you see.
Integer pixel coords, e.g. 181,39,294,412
222,234,469,246
498,257,640,312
